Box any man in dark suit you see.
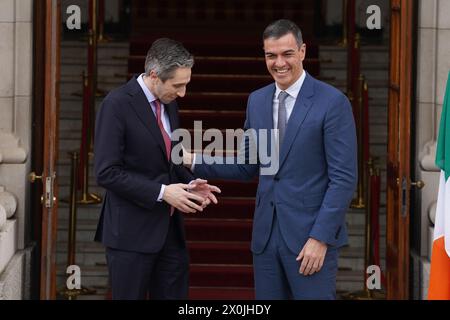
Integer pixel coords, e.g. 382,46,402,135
94,38,220,299
184,20,357,299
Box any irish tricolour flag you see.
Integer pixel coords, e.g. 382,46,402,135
428,72,450,300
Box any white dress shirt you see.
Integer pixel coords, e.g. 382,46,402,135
273,70,306,138
137,73,172,202
137,73,172,137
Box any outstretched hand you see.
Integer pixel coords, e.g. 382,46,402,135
188,178,221,208
162,183,207,214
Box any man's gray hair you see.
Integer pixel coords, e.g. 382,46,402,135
144,38,194,82
263,19,303,47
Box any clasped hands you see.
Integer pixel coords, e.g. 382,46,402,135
162,178,221,214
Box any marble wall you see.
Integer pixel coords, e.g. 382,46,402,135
0,0,33,299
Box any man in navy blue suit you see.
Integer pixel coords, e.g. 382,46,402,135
94,38,220,299
184,20,357,299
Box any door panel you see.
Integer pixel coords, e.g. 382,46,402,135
39,0,61,300
386,0,414,300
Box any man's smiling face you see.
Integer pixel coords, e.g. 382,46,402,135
264,33,306,90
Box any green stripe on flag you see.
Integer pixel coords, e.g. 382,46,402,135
436,71,450,181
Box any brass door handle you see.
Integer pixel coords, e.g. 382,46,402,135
411,180,425,189
29,172,43,183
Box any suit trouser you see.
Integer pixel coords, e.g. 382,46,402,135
105,218,189,300
253,211,339,300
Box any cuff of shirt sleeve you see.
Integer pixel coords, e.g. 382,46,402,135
157,184,166,202
191,153,197,171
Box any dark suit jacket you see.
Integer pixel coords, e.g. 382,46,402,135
94,76,194,253
195,72,358,254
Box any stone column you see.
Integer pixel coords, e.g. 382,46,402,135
0,0,34,300
0,0,33,249
415,0,450,299
0,186,18,275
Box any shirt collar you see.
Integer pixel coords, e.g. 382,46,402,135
137,73,158,104
275,69,306,100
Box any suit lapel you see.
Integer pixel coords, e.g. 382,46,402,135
166,101,179,151
262,84,276,130
261,84,276,160
166,101,179,131
127,77,168,158
278,72,315,169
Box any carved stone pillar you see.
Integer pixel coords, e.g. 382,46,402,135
0,186,18,220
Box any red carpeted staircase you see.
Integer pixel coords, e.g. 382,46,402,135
127,1,320,300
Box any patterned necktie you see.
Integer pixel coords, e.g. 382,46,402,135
153,99,171,161
154,99,175,216
277,91,289,147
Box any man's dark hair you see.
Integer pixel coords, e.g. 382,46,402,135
263,19,303,47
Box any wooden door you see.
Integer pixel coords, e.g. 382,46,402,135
386,0,414,300
39,0,61,300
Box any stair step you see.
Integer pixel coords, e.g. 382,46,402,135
57,185,104,200
208,179,257,198
128,56,320,77
125,72,333,83
190,264,253,287
319,45,389,64
189,286,254,300
179,109,245,129
61,41,129,58
319,69,388,82
181,92,249,110
185,219,252,242
129,37,319,58
59,80,117,98
188,241,252,264
196,198,255,219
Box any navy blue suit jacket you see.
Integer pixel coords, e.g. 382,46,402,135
195,72,357,254
94,76,194,253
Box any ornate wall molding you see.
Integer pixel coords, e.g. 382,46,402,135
419,140,439,172
0,133,27,164
428,201,436,227
0,186,17,220
0,148,27,164
0,205,6,231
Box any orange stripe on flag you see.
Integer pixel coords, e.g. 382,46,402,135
428,237,450,299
